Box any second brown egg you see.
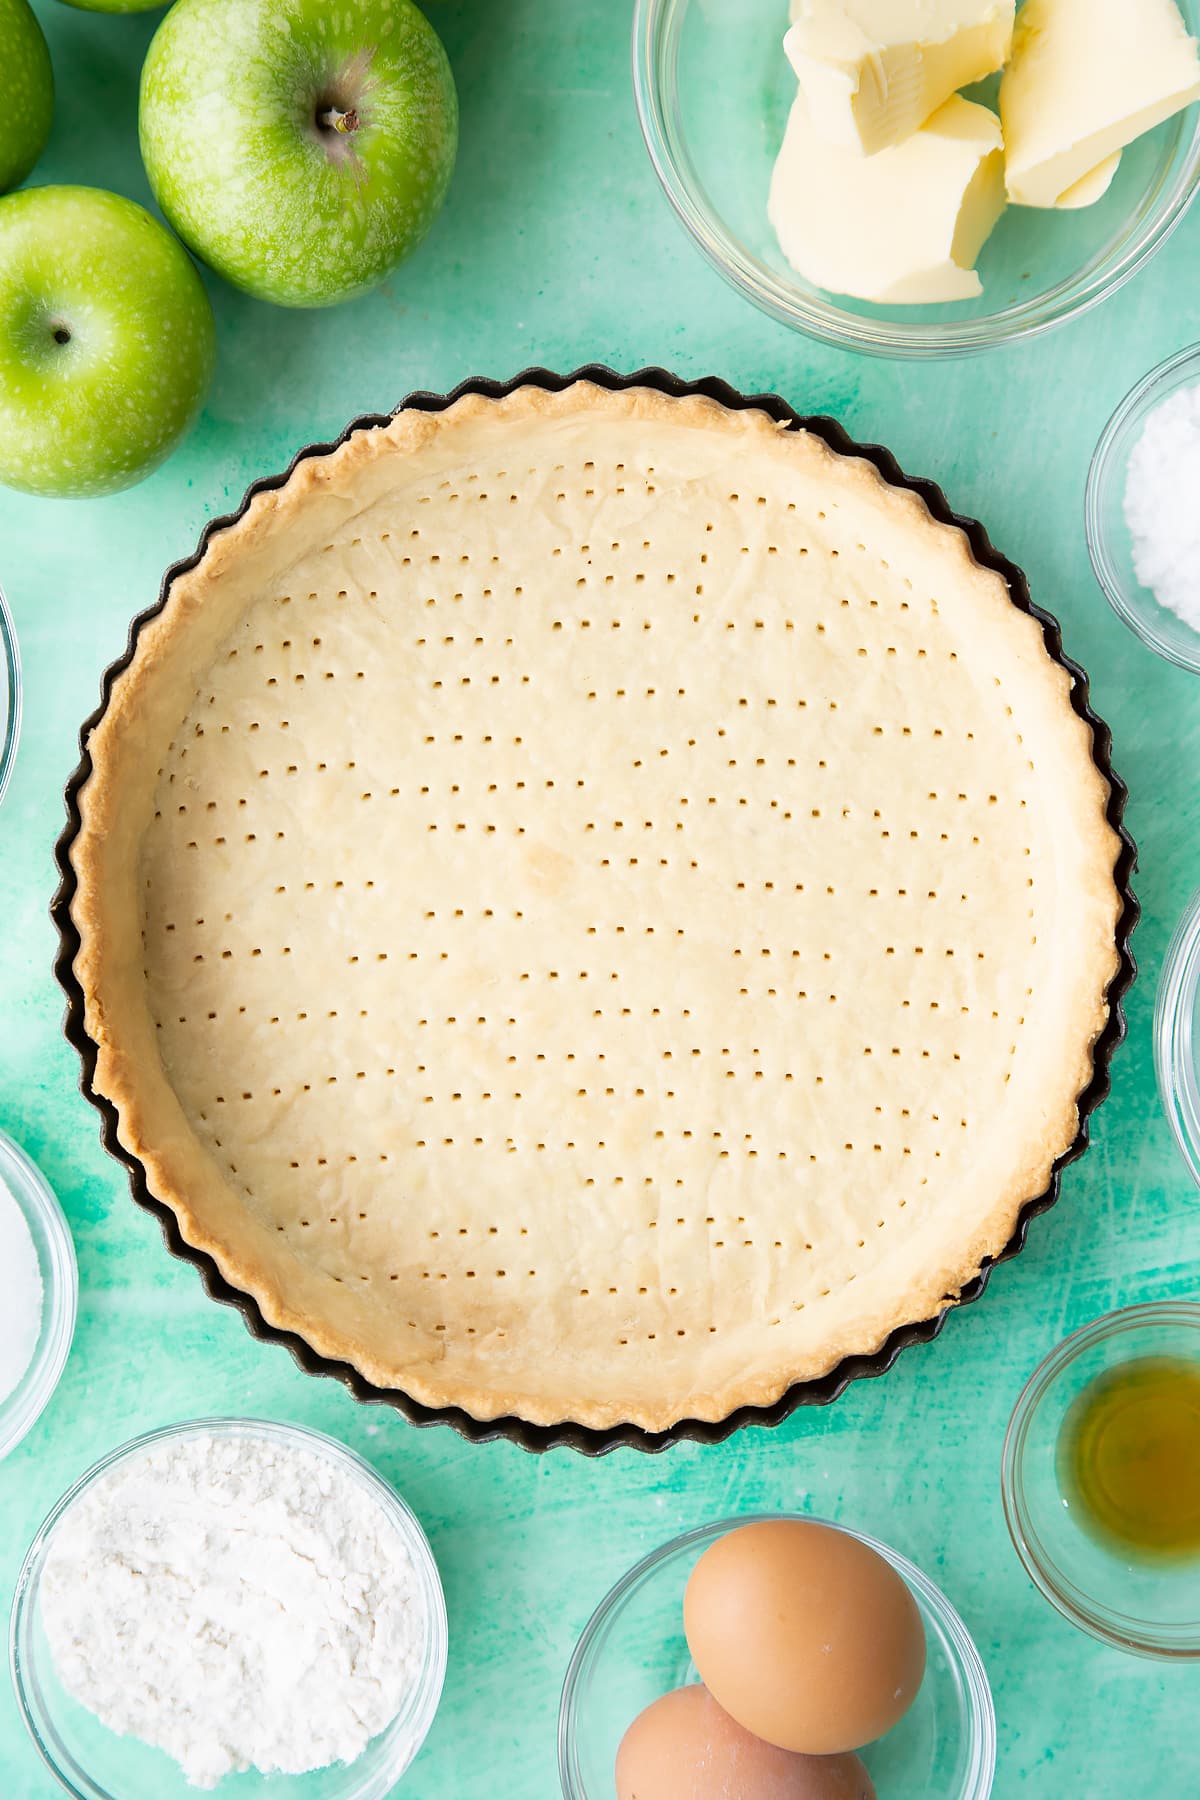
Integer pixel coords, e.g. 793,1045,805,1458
616,1683,876,1799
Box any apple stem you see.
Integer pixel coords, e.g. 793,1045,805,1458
318,105,359,136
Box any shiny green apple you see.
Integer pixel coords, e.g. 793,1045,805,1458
0,0,53,192
58,0,163,13
0,187,216,497
139,0,458,308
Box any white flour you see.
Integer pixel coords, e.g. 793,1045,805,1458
1124,381,1200,629
41,1430,426,1788
0,1178,43,1404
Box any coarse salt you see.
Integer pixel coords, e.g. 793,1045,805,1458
1123,382,1200,631
0,1178,43,1405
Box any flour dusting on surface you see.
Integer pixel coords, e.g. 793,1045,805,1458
41,1430,425,1788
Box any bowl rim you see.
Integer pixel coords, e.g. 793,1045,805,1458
0,1128,78,1463
0,581,23,810
630,0,1200,359
50,362,1139,1456
1000,1301,1200,1659
9,1414,448,1800
1154,882,1200,1191
1085,340,1200,674
557,1509,997,1799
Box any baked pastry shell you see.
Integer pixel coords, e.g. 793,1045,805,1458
50,364,1139,1455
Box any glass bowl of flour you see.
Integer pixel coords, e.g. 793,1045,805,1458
1087,341,1200,672
0,1128,77,1461
10,1418,447,1800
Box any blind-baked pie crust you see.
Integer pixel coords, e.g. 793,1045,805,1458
70,382,1123,1431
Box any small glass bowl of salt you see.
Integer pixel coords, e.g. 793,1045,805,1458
0,1127,77,1460
1087,342,1200,674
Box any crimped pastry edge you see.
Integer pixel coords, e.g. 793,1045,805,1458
60,372,1134,1442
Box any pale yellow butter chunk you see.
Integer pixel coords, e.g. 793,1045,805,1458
784,0,1014,156
768,93,1006,303
1001,0,1200,207
1056,152,1122,209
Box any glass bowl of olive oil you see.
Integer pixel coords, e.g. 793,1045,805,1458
1002,1303,1200,1659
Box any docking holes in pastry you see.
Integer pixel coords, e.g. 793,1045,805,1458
124,398,1105,1426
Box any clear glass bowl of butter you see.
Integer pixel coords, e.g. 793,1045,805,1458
632,0,1200,358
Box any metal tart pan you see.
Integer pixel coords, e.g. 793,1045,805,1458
51,364,1139,1454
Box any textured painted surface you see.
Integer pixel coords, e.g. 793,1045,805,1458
0,3,1198,1795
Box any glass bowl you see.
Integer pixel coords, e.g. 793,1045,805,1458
1086,342,1200,673
558,1513,996,1799
632,0,1200,358
1155,884,1200,1190
0,1129,77,1462
1002,1303,1200,1658
10,1418,448,1800
0,581,21,808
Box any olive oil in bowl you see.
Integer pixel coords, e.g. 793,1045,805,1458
1058,1356,1200,1561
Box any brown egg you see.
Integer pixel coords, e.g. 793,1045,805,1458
683,1520,926,1755
615,1684,877,1800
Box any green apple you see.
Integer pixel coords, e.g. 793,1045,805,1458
139,0,458,308
0,0,53,193
0,187,216,497
57,0,164,15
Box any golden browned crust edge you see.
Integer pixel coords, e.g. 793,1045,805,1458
69,381,1124,1431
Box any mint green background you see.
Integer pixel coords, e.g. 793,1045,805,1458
1,3,1199,1795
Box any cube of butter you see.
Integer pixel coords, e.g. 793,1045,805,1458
784,0,1015,156
768,92,1006,303
1001,0,1200,207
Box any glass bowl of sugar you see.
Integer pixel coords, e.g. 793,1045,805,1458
1155,883,1200,1194
0,1128,77,1461
1087,341,1200,671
